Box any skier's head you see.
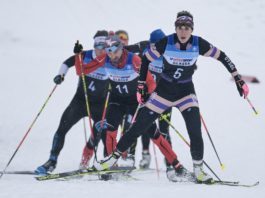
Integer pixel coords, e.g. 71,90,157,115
108,30,115,36
93,30,108,56
175,11,194,29
115,30,129,46
149,29,166,44
105,35,123,62
175,11,193,43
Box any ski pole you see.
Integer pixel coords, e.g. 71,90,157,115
82,118,88,143
94,85,111,162
78,49,94,139
245,97,258,115
0,85,58,179
121,116,126,135
200,114,225,170
100,85,111,130
131,104,142,124
152,141,160,179
161,114,222,181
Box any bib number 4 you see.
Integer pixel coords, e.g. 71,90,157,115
88,81,96,92
173,68,184,79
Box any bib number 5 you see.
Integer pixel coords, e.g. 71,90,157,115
173,68,184,79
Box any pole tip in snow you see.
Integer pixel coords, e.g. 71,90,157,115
221,164,225,171
253,109,259,115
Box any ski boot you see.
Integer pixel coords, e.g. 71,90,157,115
119,154,135,168
93,150,121,171
139,150,151,169
193,160,213,184
166,163,195,182
35,156,57,175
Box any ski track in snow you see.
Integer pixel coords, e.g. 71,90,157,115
0,0,264,198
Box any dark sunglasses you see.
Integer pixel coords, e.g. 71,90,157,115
105,45,120,53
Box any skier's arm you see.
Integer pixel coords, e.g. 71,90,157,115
125,41,150,54
139,55,151,82
146,71,156,94
132,54,156,93
199,37,238,75
56,51,86,77
132,54,141,72
199,37,249,98
74,54,106,75
139,37,167,82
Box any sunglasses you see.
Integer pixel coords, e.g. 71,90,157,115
118,33,128,41
94,45,105,50
105,45,120,53
94,42,105,50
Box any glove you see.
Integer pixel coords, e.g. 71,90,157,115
234,74,249,98
73,41,83,54
94,120,108,132
136,81,148,104
53,74,64,85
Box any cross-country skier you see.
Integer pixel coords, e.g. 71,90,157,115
122,29,174,170
74,35,156,160
112,30,138,167
93,11,249,183
113,30,173,169
35,30,109,174
137,29,174,169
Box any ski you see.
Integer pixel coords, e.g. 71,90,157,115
0,171,36,175
194,180,259,187
213,180,259,187
98,171,139,181
169,177,258,187
35,167,135,181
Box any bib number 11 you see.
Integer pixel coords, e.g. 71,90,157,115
116,84,129,94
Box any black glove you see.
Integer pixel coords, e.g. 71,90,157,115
53,75,64,85
234,74,248,97
136,81,149,104
73,41,83,54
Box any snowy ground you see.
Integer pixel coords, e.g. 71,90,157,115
0,0,265,197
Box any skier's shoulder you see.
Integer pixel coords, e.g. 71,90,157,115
190,35,213,55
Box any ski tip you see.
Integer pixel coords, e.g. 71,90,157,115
221,164,226,171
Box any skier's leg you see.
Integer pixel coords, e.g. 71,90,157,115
104,102,125,155
139,131,151,169
80,100,105,169
119,103,139,167
176,94,213,183
95,93,188,179
159,107,173,168
36,94,86,174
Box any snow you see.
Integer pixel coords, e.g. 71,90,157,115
0,0,265,197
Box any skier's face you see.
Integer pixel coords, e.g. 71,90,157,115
176,26,192,43
107,48,123,63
